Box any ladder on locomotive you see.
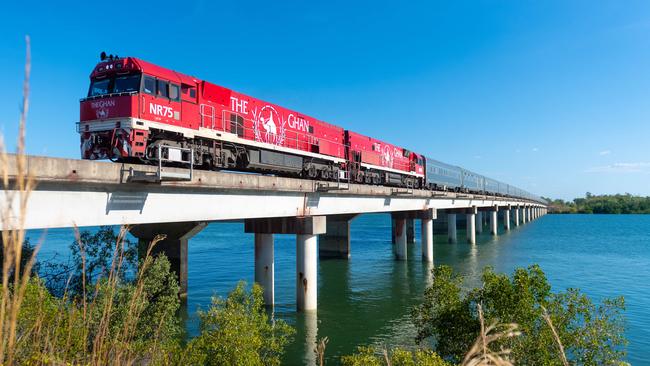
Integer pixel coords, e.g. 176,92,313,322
200,104,216,129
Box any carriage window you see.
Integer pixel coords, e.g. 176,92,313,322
157,80,169,98
143,76,156,95
169,83,180,101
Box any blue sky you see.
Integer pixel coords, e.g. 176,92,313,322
1,0,649,200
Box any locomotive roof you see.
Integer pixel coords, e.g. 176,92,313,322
90,56,198,86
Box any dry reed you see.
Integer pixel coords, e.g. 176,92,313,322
461,304,521,366
541,305,569,366
315,336,329,366
0,34,37,366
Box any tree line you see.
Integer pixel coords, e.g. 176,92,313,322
543,193,650,214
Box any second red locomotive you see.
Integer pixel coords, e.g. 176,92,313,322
79,54,425,188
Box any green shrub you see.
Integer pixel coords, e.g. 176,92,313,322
412,265,626,365
341,346,451,366
184,281,294,366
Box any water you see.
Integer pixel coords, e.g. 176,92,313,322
31,214,649,365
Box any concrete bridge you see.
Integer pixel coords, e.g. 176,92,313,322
0,155,547,311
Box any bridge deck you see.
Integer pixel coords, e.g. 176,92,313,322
1,155,544,230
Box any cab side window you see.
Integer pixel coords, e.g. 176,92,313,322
143,76,156,95
169,83,180,101
181,84,197,103
157,80,169,98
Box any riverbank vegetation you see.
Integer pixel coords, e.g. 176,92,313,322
334,265,627,366
544,193,650,214
412,265,626,365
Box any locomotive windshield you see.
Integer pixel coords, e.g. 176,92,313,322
88,73,142,97
89,78,110,96
114,74,141,93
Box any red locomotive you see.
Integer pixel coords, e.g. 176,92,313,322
78,54,425,188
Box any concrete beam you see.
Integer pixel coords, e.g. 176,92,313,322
244,216,326,235
130,221,207,297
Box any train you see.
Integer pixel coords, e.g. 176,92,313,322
77,53,543,203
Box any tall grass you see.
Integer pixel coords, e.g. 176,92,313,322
0,34,37,366
0,36,177,366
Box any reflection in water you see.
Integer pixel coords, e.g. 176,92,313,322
302,310,318,365
423,261,434,288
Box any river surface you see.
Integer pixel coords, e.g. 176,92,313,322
32,214,649,365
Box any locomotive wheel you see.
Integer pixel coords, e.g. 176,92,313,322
308,166,318,178
320,169,330,180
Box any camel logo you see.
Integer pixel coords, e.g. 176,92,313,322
96,108,109,119
381,145,393,168
252,105,286,146
91,99,115,120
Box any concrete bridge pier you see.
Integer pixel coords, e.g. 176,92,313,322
420,209,437,263
490,206,498,236
466,207,477,244
254,233,274,305
406,219,415,244
476,211,483,234
522,206,528,224
447,212,457,243
514,207,520,226
504,205,511,231
130,221,207,298
319,214,357,259
393,217,407,260
392,217,415,245
296,234,318,311
245,216,326,311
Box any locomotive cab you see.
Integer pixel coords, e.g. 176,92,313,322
78,55,190,162
79,56,148,161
